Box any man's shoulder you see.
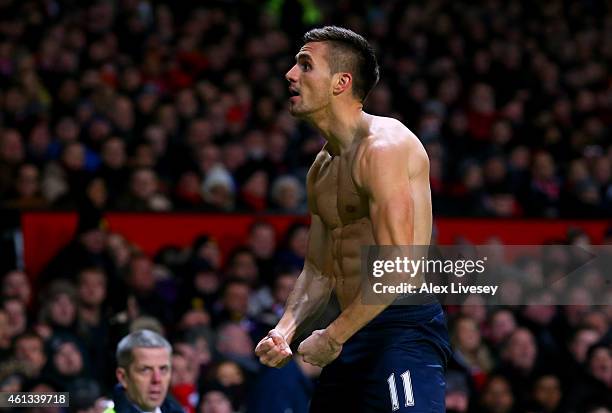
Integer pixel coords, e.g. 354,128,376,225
110,385,141,413
160,395,184,413
359,115,428,166
305,146,330,181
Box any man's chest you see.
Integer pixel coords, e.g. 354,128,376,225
311,155,369,228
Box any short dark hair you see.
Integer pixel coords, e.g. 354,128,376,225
116,329,171,369
303,26,379,102
13,330,44,348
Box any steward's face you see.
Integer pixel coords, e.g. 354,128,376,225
117,347,171,411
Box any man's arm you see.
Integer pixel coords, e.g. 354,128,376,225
275,213,334,343
256,212,335,367
301,137,426,365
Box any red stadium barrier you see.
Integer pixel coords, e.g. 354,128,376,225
21,212,610,277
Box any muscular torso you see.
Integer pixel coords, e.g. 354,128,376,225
307,117,432,309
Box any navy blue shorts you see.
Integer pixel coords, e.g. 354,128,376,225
309,303,451,413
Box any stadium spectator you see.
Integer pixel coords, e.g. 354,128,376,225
1,270,32,308
478,375,515,413
0,309,11,359
486,309,517,346
170,352,199,413
247,221,277,286
2,295,28,340
1,163,48,209
12,331,47,379
451,316,493,386
108,329,182,413
198,386,235,413
529,374,563,413
444,370,471,413
247,356,321,413
117,167,172,211
40,208,116,288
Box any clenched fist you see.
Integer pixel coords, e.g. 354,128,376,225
297,329,342,367
255,329,293,368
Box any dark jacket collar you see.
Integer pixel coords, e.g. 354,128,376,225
112,384,183,413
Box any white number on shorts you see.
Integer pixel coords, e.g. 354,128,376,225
387,370,415,411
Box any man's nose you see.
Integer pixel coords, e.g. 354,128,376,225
286,65,297,83
151,369,162,383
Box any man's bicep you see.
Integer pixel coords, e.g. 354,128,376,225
369,184,414,245
364,146,415,245
304,214,330,274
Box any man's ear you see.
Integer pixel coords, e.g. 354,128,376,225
116,367,128,389
333,73,352,96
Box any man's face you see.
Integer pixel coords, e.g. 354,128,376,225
49,293,76,327
80,229,107,254
200,391,232,413
223,284,249,315
16,165,39,197
170,354,197,386
570,329,599,363
131,170,157,199
2,270,31,305
248,226,275,259
481,377,513,413
274,274,296,305
490,311,516,343
53,341,83,376
0,311,10,347
102,138,126,169
117,347,171,411
15,337,46,371
78,270,107,307
589,347,612,385
505,329,536,371
533,376,561,411
285,42,334,118
4,299,26,337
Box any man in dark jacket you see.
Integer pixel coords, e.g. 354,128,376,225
247,356,321,413
104,330,182,413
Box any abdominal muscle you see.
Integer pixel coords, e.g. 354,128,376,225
329,217,375,310
325,187,431,310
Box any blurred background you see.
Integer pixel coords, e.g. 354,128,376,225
0,0,610,412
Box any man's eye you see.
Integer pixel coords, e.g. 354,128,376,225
302,63,311,71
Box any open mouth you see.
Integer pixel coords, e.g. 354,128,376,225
288,89,300,97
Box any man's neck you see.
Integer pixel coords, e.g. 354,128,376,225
79,305,100,325
308,103,369,156
129,399,161,413
134,405,161,413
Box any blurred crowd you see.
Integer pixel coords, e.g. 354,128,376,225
0,0,611,412
0,0,610,217
0,213,610,413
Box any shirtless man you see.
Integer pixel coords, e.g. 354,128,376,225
255,26,450,412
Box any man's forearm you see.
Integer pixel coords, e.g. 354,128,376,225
326,245,424,344
275,265,334,343
325,292,388,344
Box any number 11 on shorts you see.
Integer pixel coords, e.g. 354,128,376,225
387,370,414,411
